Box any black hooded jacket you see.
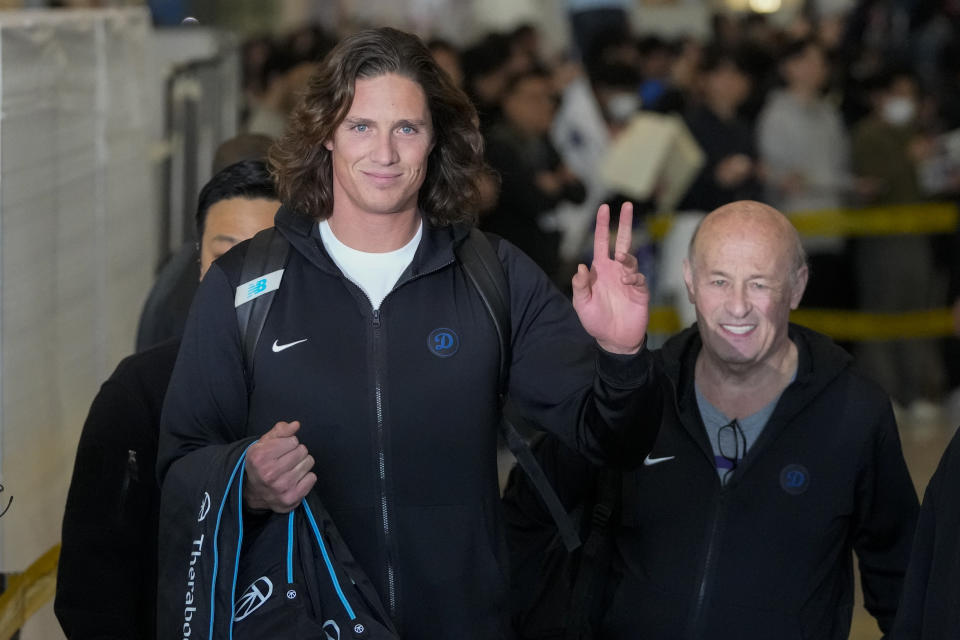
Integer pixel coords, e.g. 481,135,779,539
890,425,960,640
157,205,656,639
600,324,918,639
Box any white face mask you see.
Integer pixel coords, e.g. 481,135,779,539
882,96,916,126
605,93,640,123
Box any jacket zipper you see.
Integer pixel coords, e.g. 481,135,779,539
119,449,139,513
687,491,726,637
371,307,398,620
665,373,726,639
355,257,456,625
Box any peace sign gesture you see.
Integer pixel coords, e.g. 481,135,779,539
571,202,650,355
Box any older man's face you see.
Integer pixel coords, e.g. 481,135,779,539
683,213,806,372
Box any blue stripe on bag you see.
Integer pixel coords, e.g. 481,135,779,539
229,453,251,639
287,512,295,584
302,498,357,621
208,441,258,639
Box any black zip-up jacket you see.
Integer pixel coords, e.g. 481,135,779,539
158,205,656,639
600,325,918,639
56,338,179,640
889,425,960,639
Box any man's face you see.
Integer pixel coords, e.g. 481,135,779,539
786,44,828,93
199,197,279,279
324,73,434,219
503,75,556,136
683,216,806,372
705,62,751,109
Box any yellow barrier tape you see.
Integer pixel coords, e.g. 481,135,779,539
647,306,955,341
790,308,954,341
648,306,685,335
0,545,60,640
648,202,959,241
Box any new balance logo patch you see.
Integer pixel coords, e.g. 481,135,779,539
235,269,284,307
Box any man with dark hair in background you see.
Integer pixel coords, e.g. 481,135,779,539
55,160,278,639
135,133,274,352
157,27,655,639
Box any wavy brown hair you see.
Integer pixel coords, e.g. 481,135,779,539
270,27,487,226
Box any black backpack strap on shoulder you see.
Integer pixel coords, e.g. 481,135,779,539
236,227,290,374
504,411,582,552
455,227,511,394
456,227,582,553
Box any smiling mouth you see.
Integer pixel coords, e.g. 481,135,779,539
721,324,756,335
363,171,402,180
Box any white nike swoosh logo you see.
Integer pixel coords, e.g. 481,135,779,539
271,338,308,353
643,454,675,466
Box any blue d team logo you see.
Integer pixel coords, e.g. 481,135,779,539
248,278,268,298
780,464,810,495
428,328,460,358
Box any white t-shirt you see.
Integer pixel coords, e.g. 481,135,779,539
318,219,422,310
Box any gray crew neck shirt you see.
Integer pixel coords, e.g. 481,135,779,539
695,371,796,483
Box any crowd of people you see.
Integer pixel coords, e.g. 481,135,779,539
50,5,960,640
240,5,960,420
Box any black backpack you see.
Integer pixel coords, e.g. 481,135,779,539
502,433,621,639
236,225,616,636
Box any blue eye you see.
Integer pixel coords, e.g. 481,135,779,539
354,124,368,133
399,125,415,135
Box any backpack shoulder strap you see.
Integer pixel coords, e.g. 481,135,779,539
454,227,511,394
236,227,291,374
456,227,582,553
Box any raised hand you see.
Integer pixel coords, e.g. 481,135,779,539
243,420,317,513
571,202,650,355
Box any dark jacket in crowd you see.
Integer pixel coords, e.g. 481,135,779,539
136,242,199,352
890,425,960,640
483,122,585,282
598,325,918,639
55,338,180,640
679,105,761,212
157,205,655,639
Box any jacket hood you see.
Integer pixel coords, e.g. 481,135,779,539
273,204,471,279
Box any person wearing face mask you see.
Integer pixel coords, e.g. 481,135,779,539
851,69,945,425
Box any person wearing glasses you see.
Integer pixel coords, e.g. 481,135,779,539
595,200,918,638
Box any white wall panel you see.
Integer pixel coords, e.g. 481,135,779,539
0,9,156,581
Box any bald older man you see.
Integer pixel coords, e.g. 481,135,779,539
590,201,918,638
